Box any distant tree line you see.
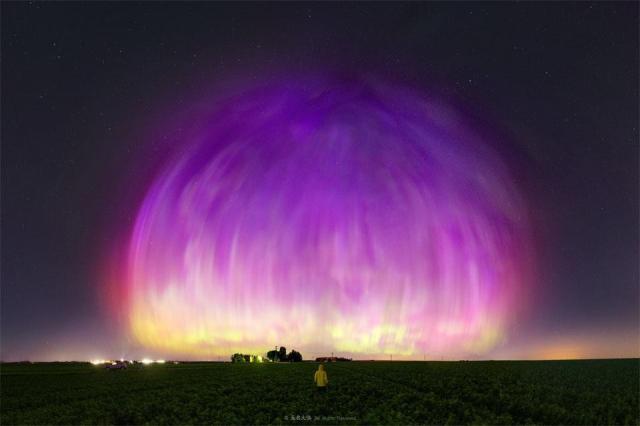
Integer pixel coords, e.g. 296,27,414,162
266,346,303,362
230,354,259,363
230,347,303,363
315,356,352,362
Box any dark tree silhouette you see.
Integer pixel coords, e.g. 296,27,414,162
278,346,287,362
266,350,279,362
287,349,303,362
231,353,245,363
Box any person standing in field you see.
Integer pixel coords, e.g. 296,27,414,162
314,364,328,391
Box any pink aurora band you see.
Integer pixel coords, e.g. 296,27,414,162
124,77,533,358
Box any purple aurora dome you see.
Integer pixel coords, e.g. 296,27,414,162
123,77,534,358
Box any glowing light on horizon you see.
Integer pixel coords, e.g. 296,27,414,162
141,358,153,365
122,77,533,357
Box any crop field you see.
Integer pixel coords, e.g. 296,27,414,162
1,359,638,425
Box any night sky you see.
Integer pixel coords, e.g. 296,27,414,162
2,2,638,361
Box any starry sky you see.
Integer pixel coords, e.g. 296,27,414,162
2,2,638,361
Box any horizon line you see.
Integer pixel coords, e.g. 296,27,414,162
2,357,638,363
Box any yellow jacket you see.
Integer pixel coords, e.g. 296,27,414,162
314,365,328,387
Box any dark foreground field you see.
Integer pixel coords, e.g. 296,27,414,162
1,359,638,425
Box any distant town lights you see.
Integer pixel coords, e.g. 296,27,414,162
89,358,170,365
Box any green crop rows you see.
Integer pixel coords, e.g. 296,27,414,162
1,359,638,425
